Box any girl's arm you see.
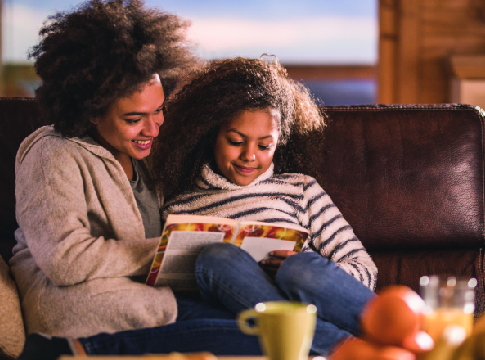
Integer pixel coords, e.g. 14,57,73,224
300,176,377,290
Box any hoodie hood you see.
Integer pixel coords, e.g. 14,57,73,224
15,125,116,172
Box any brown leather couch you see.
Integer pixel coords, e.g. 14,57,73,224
0,97,484,358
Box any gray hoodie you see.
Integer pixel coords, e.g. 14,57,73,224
10,126,177,337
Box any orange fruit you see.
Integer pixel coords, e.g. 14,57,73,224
362,286,426,347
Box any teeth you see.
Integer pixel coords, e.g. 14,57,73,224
133,139,150,145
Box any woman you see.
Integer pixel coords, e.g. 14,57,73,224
13,0,262,356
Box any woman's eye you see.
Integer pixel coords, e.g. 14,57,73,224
229,140,243,146
259,145,271,150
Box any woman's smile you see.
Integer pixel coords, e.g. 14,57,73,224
132,138,153,150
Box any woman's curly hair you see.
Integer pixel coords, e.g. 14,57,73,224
29,0,197,137
150,57,327,200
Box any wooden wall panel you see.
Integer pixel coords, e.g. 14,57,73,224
379,0,485,104
378,0,397,103
397,0,419,103
423,0,475,6
379,40,395,103
419,59,449,103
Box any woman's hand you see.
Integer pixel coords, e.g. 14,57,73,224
258,250,297,276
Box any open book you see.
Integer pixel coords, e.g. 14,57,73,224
146,214,309,290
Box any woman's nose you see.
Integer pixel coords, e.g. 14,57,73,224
144,114,163,137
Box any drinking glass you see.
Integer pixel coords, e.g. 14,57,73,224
420,275,477,341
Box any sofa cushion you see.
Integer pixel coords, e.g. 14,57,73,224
0,255,25,359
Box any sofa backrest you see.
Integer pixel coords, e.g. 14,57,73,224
313,104,485,314
0,98,42,262
320,104,485,250
1,98,484,313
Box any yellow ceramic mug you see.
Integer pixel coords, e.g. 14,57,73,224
237,302,317,360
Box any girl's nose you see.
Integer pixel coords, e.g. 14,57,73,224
242,146,256,161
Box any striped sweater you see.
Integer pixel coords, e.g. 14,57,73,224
162,163,377,289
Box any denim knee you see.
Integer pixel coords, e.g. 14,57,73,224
196,242,255,278
196,243,242,268
276,252,333,295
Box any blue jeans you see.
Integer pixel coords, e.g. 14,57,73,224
194,243,376,355
79,319,262,355
77,243,375,356
79,295,262,355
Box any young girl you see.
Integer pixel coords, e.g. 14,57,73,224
151,57,378,354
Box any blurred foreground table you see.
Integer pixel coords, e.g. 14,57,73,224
60,357,268,360
60,357,321,360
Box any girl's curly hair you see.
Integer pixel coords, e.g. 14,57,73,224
150,57,326,200
30,0,197,137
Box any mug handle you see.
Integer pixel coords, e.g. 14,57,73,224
237,309,260,335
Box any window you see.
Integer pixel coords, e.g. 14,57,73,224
3,0,377,104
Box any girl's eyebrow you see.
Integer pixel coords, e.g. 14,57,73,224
227,128,274,140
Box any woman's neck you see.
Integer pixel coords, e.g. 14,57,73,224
88,128,134,180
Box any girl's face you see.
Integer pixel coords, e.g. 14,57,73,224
213,109,280,186
91,76,164,163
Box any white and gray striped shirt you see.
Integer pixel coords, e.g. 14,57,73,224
162,163,377,289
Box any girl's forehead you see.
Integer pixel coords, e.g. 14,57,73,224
229,108,280,125
224,109,280,137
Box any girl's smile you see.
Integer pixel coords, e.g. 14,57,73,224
233,163,261,174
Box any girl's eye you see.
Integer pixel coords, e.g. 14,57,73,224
259,145,271,150
228,140,243,146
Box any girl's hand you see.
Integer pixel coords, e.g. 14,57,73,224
258,250,297,276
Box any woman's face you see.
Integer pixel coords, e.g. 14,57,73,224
213,109,280,186
91,76,165,162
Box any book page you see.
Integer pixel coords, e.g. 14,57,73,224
235,223,308,251
240,237,296,262
164,231,225,252
146,216,238,287
155,231,225,290
240,220,308,233
164,214,239,226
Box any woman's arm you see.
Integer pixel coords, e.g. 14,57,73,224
300,176,377,289
15,136,159,286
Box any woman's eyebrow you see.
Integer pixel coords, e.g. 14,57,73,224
123,104,164,116
123,111,148,116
